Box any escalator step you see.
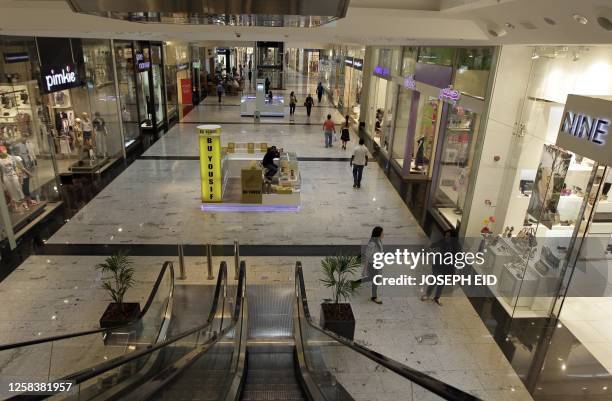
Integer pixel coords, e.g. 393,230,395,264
241,389,305,401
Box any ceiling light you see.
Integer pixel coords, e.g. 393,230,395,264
597,16,612,31
543,17,557,26
487,27,507,37
504,23,516,29
573,14,588,25
531,50,540,60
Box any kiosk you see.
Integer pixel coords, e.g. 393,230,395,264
240,79,284,117
199,124,300,211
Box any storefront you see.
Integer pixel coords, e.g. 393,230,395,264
0,36,123,247
164,41,193,123
255,42,284,90
461,46,612,322
361,46,494,227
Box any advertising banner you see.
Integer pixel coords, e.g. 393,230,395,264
199,125,222,202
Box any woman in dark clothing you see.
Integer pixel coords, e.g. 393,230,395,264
340,115,350,150
304,94,314,117
316,82,324,103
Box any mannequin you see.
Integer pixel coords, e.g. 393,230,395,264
73,117,83,149
80,112,93,147
92,112,108,157
0,145,28,212
415,136,425,170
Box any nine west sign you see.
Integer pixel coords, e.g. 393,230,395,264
40,63,81,94
556,95,612,165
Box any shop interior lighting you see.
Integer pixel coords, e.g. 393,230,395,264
572,14,589,25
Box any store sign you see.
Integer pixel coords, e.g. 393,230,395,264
135,51,151,71
439,86,461,104
344,57,363,71
199,125,222,202
404,75,416,90
3,52,29,63
556,95,612,165
40,63,80,94
374,65,391,78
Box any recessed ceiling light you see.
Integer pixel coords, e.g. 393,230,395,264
573,14,588,25
487,28,507,37
597,16,612,31
505,22,516,29
543,17,557,25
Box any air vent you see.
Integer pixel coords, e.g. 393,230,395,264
520,21,538,30
597,16,612,31
543,17,556,25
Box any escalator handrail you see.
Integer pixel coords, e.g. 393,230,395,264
57,261,235,386
0,260,176,351
295,261,482,401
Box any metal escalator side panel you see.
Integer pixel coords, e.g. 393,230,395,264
110,261,247,401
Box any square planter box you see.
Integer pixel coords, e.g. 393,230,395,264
319,303,355,341
99,302,141,329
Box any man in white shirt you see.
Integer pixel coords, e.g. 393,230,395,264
350,138,368,189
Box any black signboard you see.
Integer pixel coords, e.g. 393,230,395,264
40,63,82,94
3,52,29,63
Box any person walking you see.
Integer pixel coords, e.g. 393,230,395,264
316,82,324,103
421,231,455,306
216,81,223,103
359,226,384,304
265,77,271,94
289,91,297,118
350,138,368,188
322,114,335,148
304,94,314,117
340,115,351,150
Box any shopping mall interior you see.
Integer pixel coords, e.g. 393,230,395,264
1,1,612,400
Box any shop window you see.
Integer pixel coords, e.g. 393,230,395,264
432,104,481,228
81,39,122,159
453,48,494,99
114,41,139,147
401,47,418,76
0,37,61,243
390,87,413,170
412,95,442,176
417,47,455,66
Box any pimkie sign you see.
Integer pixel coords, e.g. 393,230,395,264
40,63,81,93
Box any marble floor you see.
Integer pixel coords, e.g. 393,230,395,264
47,159,425,246
144,122,361,159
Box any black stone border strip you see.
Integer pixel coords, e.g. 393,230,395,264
40,243,362,256
137,156,351,162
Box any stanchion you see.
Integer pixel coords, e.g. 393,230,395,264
206,243,214,280
234,240,240,280
178,244,186,280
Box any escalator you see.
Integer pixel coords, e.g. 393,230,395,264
6,261,481,401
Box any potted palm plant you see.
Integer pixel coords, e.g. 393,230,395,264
97,252,139,328
319,255,361,340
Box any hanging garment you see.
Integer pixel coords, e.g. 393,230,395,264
59,137,71,155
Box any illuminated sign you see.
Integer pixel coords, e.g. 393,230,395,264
40,63,80,94
403,75,416,90
561,111,608,145
439,86,461,104
344,57,363,71
556,95,612,165
373,65,390,77
199,125,222,202
135,51,151,71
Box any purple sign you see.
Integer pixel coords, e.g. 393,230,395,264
439,86,461,104
374,65,391,77
404,75,416,90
